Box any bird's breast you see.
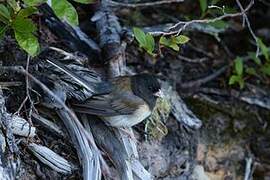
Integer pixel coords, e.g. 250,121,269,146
102,104,151,127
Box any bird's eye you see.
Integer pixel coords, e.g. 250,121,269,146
149,86,158,93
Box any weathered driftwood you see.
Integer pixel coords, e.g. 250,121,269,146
28,143,73,174
0,90,20,180
3,65,105,180
39,4,101,60
32,113,65,138
92,2,126,77
161,81,202,129
93,2,152,179
10,115,36,137
88,116,133,180
81,115,103,180
57,109,104,180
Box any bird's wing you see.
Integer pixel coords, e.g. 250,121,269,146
72,92,145,116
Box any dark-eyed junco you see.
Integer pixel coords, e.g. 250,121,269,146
38,59,162,127
72,74,162,127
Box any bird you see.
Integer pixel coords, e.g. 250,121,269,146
71,74,163,127
37,58,162,127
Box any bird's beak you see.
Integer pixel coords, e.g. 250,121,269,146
154,89,164,98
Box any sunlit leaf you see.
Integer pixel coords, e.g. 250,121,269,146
133,27,146,48
229,75,240,85
159,36,170,46
12,16,36,33
51,0,78,26
229,75,244,89
174,35,190,44
145,33,155,53
14,31,39,56
169,43,179,51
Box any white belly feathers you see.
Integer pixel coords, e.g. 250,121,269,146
102,104,151,127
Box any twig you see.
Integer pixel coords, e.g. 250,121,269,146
180,66,228,89
106,0,184,8
25,55,37,125
0,81,22,87
236,0,259,57
177,55,209,63
161,0,254,35
49,47,88,65
32,113,65,138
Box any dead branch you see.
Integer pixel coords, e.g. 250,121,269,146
27,143,74,174
180,66,228,89
0,90,20,179
161,81,202,129
32,113,65,138
39,4,101,60
1,65,107,180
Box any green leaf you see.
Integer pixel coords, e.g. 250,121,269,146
248,51,261,65
145,33,155,53
51,0,78,26
257,38,269,61
22,0,46,6
234,57,243,76
245,67,257,76
174,35,190,44
260,63,270,76
11,16,36,33
14,31,39,56
199,0,207,13
72,0,94,4
160,36,182,51
229,75,240,85
169,44,179,51
159,36,170,46
0,4,11,23
18,7,38,17
229,75,244,89
133,27,146,48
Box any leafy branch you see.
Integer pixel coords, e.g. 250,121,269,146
0,0,93,56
